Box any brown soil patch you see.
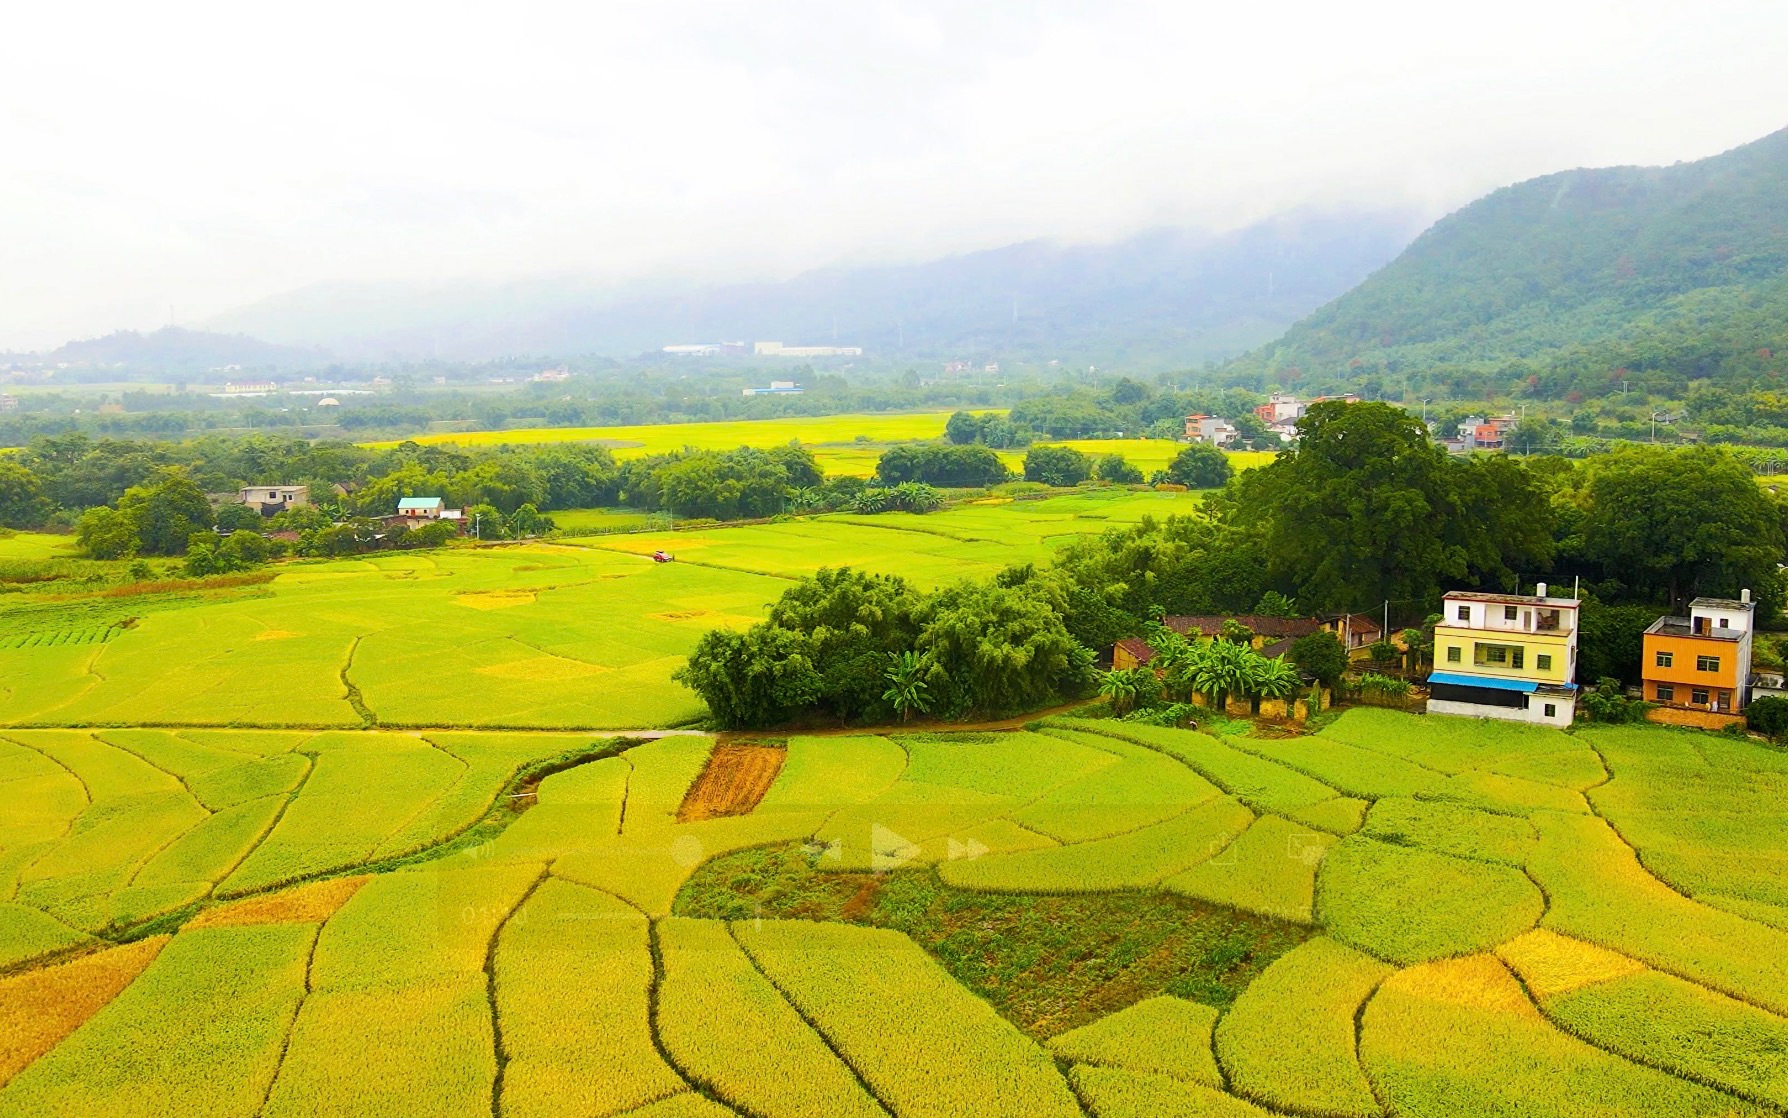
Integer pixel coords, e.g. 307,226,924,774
677,743,787,822
0,936,168,1086
456,590,537,610
187,875,370,930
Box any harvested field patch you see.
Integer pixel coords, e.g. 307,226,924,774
677,743,787,822
0,936,167,1087
185,875,370,930
253,629,300,640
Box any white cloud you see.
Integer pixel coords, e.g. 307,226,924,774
1,0,1784,348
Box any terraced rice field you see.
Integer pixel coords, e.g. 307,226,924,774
4,711,1785,1115
0,491,1199,729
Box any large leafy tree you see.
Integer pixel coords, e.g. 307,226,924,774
1159,444,1232,489
766,567,923,718
1579,446,1784,612
1023,445,1092,487
915,579,1094,718
1222,402,1551,613
673,626,823,728
0,460,49,529
116,470,215,556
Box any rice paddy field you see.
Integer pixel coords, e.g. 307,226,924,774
5,477,1788,1115
0,490,1199,730
2,706,1786,1116
363,410,1275,478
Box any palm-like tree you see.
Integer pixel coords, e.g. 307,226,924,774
1147,627,1197,701
882,651,933,723
1254,656,1303,701
1191,638,1255,711
1099,668,1145,715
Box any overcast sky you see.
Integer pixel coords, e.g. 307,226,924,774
3,0,1785,350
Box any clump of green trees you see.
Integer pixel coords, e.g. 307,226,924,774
674,567,1095,727
875,444,1010,488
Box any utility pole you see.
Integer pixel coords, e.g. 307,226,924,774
473,512,481,541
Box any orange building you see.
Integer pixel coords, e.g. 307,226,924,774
1641,594,1755,713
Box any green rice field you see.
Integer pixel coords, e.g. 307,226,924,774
2,709,1785,1116
0,490,1198,730
4,479,1786,1115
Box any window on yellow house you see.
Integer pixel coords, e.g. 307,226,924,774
1446,646,1461,663
1536,654,1551,671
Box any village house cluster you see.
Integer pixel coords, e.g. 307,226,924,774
1113,584,1767,730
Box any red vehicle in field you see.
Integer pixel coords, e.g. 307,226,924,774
650,550,674,563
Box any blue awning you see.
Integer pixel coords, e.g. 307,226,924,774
1427,671,1538,693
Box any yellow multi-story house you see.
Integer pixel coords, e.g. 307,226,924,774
1426,585,1580,727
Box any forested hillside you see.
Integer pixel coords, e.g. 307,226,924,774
1238,126,1788,402
206,211,1419,367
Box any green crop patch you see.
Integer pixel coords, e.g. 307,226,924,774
675,841,1309,1036
1581,723,1788,919
735,919,1083,1118
657,917,885,1118
1528,811,1788,1017
1040,720,1342,814
1164,814,1335,924
1542,967,1788,1110
494,879,681,1117
0,923,313,1118
939,796,1255,893
1361,955,1766,1118
1046,996,1222,1087
1316,835,1543,965
1362,797,1537,866
1213,936,1391,1118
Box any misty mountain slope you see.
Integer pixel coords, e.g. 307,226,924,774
1239,125,1788,389
206,210,1422,367
45,327,331,373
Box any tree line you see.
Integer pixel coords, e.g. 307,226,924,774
680,402,1788,727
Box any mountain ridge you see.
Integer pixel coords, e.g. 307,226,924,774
203,209,1424,368
1234,125,1788,396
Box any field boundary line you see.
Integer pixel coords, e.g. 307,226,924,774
206,739,637,910
1571,736,1720,912
338,635,376,727
724,919,901,1118
640,915,746,1114
210,753,317,900
255,919,324,1118
615,756,635,835
93,729,213,811
486,864,550,1118
1352,970,1393,1118
0,732,93,808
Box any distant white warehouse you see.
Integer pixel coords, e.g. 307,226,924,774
753,341,862,357
743,380,804,397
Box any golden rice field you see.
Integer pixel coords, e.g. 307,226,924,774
363,411,1276,478
2,709,1785,1116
